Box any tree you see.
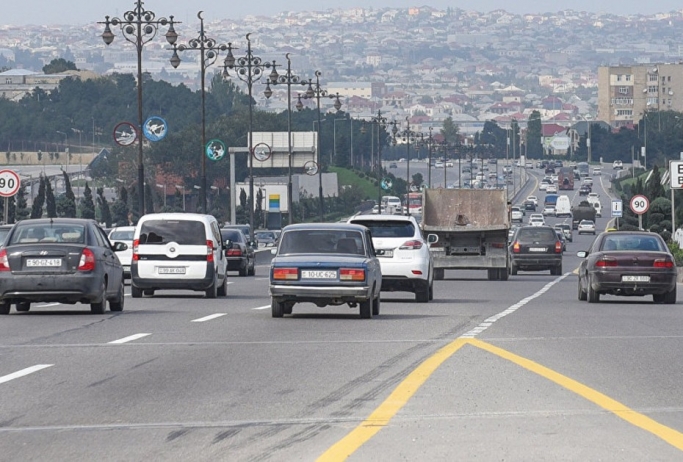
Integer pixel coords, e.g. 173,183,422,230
42,58,77,74
45,177,56,218
412,172,424,188
96,187,112,227
441,116,460,146
57,171,77,218
7,196,15,224
111,186,130,225
30,176,45,219
14,184,29,222
526,111,544,159
79,182,96,219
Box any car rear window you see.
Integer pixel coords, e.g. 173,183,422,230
10,224,86,244
350,220,415,238
279,230,365,255
516,228,557,243
139,220,206,245
110,230,134,241
602,235,664,251
221,230,243,242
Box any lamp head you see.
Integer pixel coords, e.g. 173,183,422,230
165,16,178,45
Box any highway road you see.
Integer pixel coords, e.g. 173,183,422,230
2,164,683,461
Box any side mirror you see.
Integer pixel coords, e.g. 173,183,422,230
249,241,257,248
576,251,588,258
427,234,439,244
113,241,128,252
270,248,277,255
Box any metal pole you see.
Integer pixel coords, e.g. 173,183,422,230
317,83,324,222
350,117,353,168
286,57,294,226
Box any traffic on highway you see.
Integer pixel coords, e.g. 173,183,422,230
2,161,683,460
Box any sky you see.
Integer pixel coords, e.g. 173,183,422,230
2,1,682,26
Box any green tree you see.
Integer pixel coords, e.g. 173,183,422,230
79,182,96,219
7,195,15,224
526,111,544,159
42,58,77,74
96,187,112,227
441,116,460,146
45,177,56,218
14,184,29,222
412,172,424,188
57,171,77,218
30,176,45,219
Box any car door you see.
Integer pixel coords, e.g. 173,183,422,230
95,225,122,296
364,229,382,298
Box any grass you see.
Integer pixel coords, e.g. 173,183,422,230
329,167,379,200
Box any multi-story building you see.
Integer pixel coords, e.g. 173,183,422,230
598,63,683,129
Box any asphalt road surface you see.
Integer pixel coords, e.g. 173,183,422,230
2,165,683,461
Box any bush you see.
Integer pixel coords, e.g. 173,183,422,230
358,172,365,179
668,241,683,266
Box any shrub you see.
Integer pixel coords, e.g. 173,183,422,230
668,241,683,266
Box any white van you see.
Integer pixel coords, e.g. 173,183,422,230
382,196,402,215
131,213,229,298
555,195,572,218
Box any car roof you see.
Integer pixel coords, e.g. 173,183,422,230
15,218,97,226
109,226,135,232
349,214,417,223
283,223,369,232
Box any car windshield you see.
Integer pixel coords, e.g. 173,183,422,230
110,229,134,241
10,224,86,245
279,229,365,255
139,220,205,245
351,220,415,238
517,227,556,242
602,235,664,251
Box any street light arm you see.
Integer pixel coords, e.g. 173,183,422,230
99,2,179,49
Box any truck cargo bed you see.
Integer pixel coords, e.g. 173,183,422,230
422,188,510,231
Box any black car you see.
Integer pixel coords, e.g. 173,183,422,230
0,218,127,314
522,200,536,212
221,228,255,276
579,185,591,195
509,226,563,276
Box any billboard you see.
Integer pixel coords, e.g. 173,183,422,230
250,132,317,169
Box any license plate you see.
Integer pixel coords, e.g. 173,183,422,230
301,270,336,279
26,258,61,267
377,249,393,258
622,275,650,283
158,267,186,274
529,247,546,252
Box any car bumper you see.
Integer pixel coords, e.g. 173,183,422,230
270,284,372,302
590,271,677,295
0,272,105,304
511,254,562,271
131,265,216,291
226,257,247,271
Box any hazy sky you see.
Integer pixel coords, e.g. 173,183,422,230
2,1,682,26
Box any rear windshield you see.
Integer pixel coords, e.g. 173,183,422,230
110,229,134,241
279,229,365,255
139,220,206,245
0,228,10,244
221,230,244,242
10,224,86,245
601,235,664,251
516,228,557,243
351,220,415,238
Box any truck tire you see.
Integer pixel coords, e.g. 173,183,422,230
434,268,445,280
498,268,509,281
487,269,497,280
510,264,518,276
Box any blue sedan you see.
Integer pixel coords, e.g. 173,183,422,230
269,223,382,318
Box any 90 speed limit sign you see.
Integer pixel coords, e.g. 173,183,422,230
629,194,649,215
0,169,21,198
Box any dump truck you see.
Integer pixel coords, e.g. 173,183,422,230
422,188,510,281
571,200,597,229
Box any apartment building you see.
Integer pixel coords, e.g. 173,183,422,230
598,63,683,128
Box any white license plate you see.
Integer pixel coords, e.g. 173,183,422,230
529,247,546,252
158,267,186,274
26,258,61,267
622,275,650,283
301,270,336,279
378,249,393,258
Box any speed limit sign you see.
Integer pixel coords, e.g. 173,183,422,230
0,169,21,198
630,194,649,215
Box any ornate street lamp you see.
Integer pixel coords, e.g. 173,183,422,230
418,127,435,189
223,34,276,240
100,1,179,218
170,11,227,214
365,110,389,212
296,71,342,222
390,117,419,215
264,54,307,225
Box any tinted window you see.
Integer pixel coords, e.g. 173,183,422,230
602,235,664,251
139,220,206,245
9,224,86,244
110,230,134,240
516,228,557,243
221,230,244,243
279,229,365,255
350,220,415,238
0,228,11,244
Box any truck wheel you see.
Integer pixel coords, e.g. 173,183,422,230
510,264,518,276
434,269,445,280
498,268,509,281
487,269,497,280
0,302,10,315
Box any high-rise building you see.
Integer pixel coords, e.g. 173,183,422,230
598,63,683,129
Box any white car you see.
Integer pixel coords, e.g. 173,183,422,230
434,161,444,168
511,206,524,222
526,196,539,206
577,219,596,235
542,206,556,217
445,161,454,167
592,167,602,176
587,192,600,201
348,215,434,302
529,214,545,226
108,226,135,279
546,184,558,194
539,182,549,191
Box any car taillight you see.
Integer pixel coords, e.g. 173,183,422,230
0,249,9,271
227,248,242,256
399,240,423,250
273,268,298,280
206,240,214,262
78,248,96,271
132,239,139,261
596,258,617,267
512,242,520,253
653,259,674,268
340,268,365,281
555,241,562,253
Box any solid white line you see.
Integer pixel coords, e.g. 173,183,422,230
191,313,227,323
252,305,271,310
35,303,60,308
0,364,53,385
108,333,151,344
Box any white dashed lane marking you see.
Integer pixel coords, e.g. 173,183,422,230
0,365,53,385
252,305,271,310
108,333,151,344
191,313,227,323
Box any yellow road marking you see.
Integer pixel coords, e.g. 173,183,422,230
469,339,683,452
316,338,469,462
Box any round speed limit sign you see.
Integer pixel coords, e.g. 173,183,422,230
0,169,21,198
630,194,649,215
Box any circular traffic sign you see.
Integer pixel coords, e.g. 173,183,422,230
205,139,226,161
303,161,319,176
630,194,649,215
113,122,138,146
143,116,168,142
0,169,21,197
381,178,393,190
252,142,272,162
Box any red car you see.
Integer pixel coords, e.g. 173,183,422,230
577,231,677,304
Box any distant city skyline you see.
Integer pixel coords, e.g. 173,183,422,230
1,1,682,26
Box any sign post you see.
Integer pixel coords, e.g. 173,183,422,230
611,199,622,229
629,194,649,231
0,169,21,224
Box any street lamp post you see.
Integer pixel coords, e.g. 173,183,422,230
100,1,179,218
418,127,434,188
365,110,388,213
170,11,226,214
389,117,419,215
223,33,275,240
264,54,306,226
296,71,342,222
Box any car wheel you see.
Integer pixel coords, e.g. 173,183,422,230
359,298,373,319
415,283,429,303
205,276,218,299
90,281,107,314
498,267,509,281
510,263,518,276
271,298,284,318
434,268,445,280
15,302,30,312
578,277,587,301
0,302,9,315
283,302,294,315
217,272,228,297
587,275,600,303
239,266,247,277
372,295,380,316
143,289,155,296
131,285,143,298
428,282,434,300
248,263,255,276
654,287,677,304
110,282,125,312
